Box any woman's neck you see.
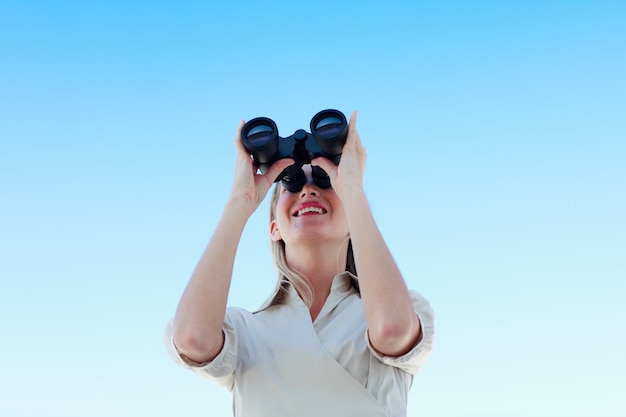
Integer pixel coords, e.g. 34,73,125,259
286,240,348,321
285,237,349,298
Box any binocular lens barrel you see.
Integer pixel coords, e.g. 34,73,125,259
310,110,348,157
313,116,344,138
241,117,279,168
246,124,275,145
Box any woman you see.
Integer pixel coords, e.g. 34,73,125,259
164,111,435,417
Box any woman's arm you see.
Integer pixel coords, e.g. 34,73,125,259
172,122,293,363
313,112,421,357
341,186,422,357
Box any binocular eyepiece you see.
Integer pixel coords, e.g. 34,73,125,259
241,109,348,192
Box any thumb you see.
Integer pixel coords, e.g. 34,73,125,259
311,157,337,180
265,158,294,182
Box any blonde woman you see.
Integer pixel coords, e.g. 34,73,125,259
164,111,435,417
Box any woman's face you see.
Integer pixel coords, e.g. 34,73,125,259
270,165,349,245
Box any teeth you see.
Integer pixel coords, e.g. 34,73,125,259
297,206,325,216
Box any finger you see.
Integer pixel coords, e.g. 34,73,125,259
265,158,294,183
311,157,337,179
233,120,249,156
347,110,361,146
349,110,358,129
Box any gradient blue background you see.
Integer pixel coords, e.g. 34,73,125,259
1,1,624,416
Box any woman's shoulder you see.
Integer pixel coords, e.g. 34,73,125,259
225,304,287,324
225,305,254,320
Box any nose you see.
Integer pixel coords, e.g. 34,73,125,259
299,181,318,198
297,164,317,198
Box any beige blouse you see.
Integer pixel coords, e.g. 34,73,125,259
164,272,435,417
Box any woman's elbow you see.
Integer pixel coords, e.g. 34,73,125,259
172,324,223,363
369,315,422,357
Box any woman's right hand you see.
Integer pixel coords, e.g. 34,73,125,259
230,120,293,215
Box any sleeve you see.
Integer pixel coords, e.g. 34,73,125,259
366,289,435,375
163,309,242,391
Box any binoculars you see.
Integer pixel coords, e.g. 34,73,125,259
241,109,348,192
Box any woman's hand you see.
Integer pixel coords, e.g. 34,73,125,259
311,111,367,201
230,120,294,215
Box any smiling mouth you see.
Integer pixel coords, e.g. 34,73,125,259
294,206,327,217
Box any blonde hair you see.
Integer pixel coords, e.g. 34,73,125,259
259,183,358,310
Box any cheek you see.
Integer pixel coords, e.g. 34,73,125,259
336,207,350,232
273,198,293,228
337,213,349,231
330,198,347,218
275,198,291,219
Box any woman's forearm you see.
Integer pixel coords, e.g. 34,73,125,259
342,186,422,357
172,196,252,363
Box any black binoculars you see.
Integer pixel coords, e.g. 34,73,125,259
240,109,348,192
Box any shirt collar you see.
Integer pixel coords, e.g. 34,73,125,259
285,271,359,304
331,271,358,294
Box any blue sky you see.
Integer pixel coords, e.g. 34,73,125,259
1,1,624,416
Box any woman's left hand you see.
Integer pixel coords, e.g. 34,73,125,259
312,111,367,200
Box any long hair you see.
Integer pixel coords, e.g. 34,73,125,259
258,183,358,310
